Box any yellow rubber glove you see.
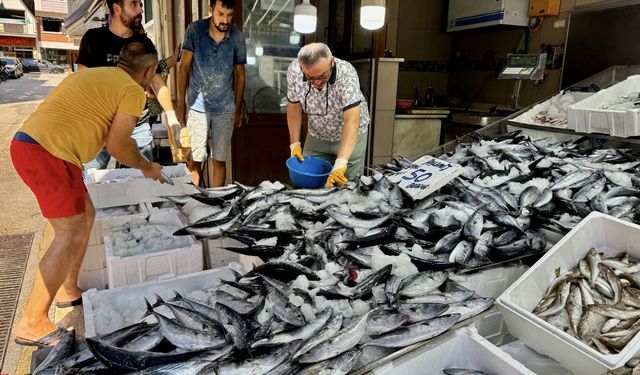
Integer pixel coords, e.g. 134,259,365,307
325,158,349,188
290,142,304,161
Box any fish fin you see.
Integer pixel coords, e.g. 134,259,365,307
141,297,154,320
152,293,165,308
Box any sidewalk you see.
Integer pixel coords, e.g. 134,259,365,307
0,73,73,375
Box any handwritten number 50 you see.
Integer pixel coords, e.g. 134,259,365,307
401,169,433,182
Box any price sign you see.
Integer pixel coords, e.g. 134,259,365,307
387,155,464,201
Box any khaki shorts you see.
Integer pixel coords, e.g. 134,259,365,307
186,109,235,162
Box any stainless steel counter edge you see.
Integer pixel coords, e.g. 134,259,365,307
395,114,449,119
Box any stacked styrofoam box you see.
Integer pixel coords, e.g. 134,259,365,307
104,210,203,288
203,238,244,269
82,267,235,337
370,327,535,375
568,75,640,137
497,212,640,375
85,164,197,209
450,264,529,345
78,203,150,290
239,253,265,272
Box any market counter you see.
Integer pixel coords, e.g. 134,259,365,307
393,110,449,161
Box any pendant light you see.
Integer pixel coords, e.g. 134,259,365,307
294,0,317,34
360,0,386,30
255,45,263,56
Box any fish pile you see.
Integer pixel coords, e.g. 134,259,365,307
511,91,588,128
600,91,640,111
534,248,640,355
36,266,493,374
426,131,640,230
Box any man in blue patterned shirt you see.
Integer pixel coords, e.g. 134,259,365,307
287,43,370,188
177,0,246,186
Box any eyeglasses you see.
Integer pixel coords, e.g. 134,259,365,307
301,62,334,83
304,83,330,117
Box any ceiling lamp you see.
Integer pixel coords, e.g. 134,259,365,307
255,45,263,56
294,0,316,34
360,0,386,30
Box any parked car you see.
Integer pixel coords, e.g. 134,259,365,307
0,56,23,78
20,58,64,73
20,58,41,73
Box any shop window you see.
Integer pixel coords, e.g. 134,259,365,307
144,0,153,23
42,18,62,32
242,0,302,114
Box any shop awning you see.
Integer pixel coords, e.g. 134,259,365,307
63,0,103,37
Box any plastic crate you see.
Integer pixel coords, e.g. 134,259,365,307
568,75,640,137
369,327,535,375
85,164,196,208
82,267,235,337
497,212,640,374
104,210,202,288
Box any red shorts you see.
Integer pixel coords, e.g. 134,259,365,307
10,140,87,218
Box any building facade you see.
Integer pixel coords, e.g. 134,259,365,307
0,0,37,58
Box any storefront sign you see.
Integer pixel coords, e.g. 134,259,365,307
387,155,464,201
0,35,36,47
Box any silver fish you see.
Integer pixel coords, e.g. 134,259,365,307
446,297,494,321
252,308,333,348
566,285,583,335
404,290,475,305
297,349,362,375
293,313,344,360
298,310,374,363
587,249,601,288
366,310,411,335
398,303,450,324
364,314,460,348
399,271,448,297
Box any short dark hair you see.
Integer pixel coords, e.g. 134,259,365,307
117,39,158,73
106,0,125,15
210,0,235,8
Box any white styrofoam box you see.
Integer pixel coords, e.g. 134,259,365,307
239,254,265,272
471,308,511,346
450,264,529,299
370,327,535,375
497,212,640,374
77,268,108,291
104,210,202,288
82,267,235,337
203,238,244,269
89,203,149,246
501,340,574,375
568,75,640,137
80,244,106,272
86,164,197,208
449,265,528,345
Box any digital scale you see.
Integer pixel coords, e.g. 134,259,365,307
498,53,547,109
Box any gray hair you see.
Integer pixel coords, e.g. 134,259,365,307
297,43,333,68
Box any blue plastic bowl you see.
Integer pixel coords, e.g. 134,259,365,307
286,156,332,189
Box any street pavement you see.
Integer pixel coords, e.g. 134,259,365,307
0,72,67,105
0,71,68,375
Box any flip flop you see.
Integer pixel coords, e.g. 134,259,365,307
14,327,67,348
55,297,83,308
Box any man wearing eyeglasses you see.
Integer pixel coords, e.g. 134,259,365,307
286,43,370,188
